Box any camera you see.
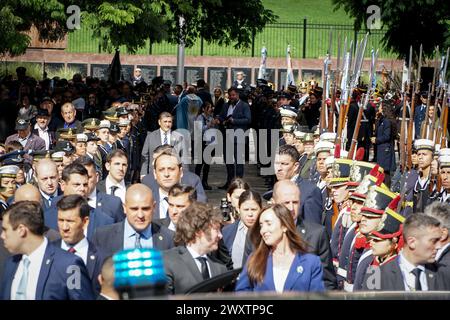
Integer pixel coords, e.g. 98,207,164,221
220,198,231,222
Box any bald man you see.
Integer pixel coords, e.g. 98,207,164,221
272,180,337,290
34,158,60,210
92,184,174,257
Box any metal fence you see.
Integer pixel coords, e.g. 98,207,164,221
67,20,397,59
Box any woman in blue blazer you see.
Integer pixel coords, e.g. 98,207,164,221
235,204,325,292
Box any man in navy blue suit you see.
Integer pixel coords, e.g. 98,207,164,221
92,184,174,258
73,156,125,223
54,194,106,295
218,87,252,189
34,159,61,211
0,201,95,300
141,144,207,203
44,163,114,239
273,144,323,225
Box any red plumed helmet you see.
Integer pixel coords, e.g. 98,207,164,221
355,147,365,161
334,144,341,158
388,195,401,211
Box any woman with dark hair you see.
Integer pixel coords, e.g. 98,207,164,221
226,178,251,222
222,190,262,268
235,204,324,292
371,99,397,186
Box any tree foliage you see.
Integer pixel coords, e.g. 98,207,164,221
0,0,276,57
332,0,450,61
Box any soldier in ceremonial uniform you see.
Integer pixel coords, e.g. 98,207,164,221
74,133,88,158
82,118,101,134
299,133,316,179
352,186,397,291
404,139,435,214
336,163,385,289
97,120,112,179
311,141,334,204
0,165,20,214
51,151,66,180
437,152,450,203
365,196,405,271
328,158,353,266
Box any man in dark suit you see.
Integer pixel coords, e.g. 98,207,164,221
5,118,46,163
34,158,60,211
363,214,449,291
163,202,228,294
273,144,323,225
140,112,184,176
272,180,337,290
92,184,174,258
146,149,200,220
196,79,213,106
57,102,83,133
0,201,95,300
32,108,56,150
44,163,114,239
218,87,251,189
74,156,124,223
53,195,106,295
96,149,129,204
424,202,450,283
141,145,207,204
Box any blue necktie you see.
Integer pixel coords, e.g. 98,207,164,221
15,257,30,300
163,132,168,145
135,233,142,249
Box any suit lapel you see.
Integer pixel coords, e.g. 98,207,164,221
116,221,125,251
263,254,276,290
179,247,203,283
391,257,405,290
86,242,97,279
36,244,55,300
151,223,163,249
283,254,303,291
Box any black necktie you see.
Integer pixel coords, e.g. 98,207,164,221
411,268,422,291
110,185,119,195
196,257,210,280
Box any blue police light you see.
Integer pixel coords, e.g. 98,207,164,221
113,248,167,299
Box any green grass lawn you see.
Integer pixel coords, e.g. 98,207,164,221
264,0,352,23
67,0,395,59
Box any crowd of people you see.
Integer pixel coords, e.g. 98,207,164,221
0,65,450,300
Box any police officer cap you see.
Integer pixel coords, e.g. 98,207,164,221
414,139,434,152
280,105,297,118
0,165,20,178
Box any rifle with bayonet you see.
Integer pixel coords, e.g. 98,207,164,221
407,44,423,169
321,29,332,132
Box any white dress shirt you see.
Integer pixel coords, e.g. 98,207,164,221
160,129,171,145
34,123,50,150
87,188,97,208
11,237,48,300
61,237,89,265
436,242,450,262
105,175,126,204
398,252,428,291
186,245,212,276
18,132,31,148
273,265,290,293
158,188,169,219
168,220,176,232
40,190,58,207
231,221,248,269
